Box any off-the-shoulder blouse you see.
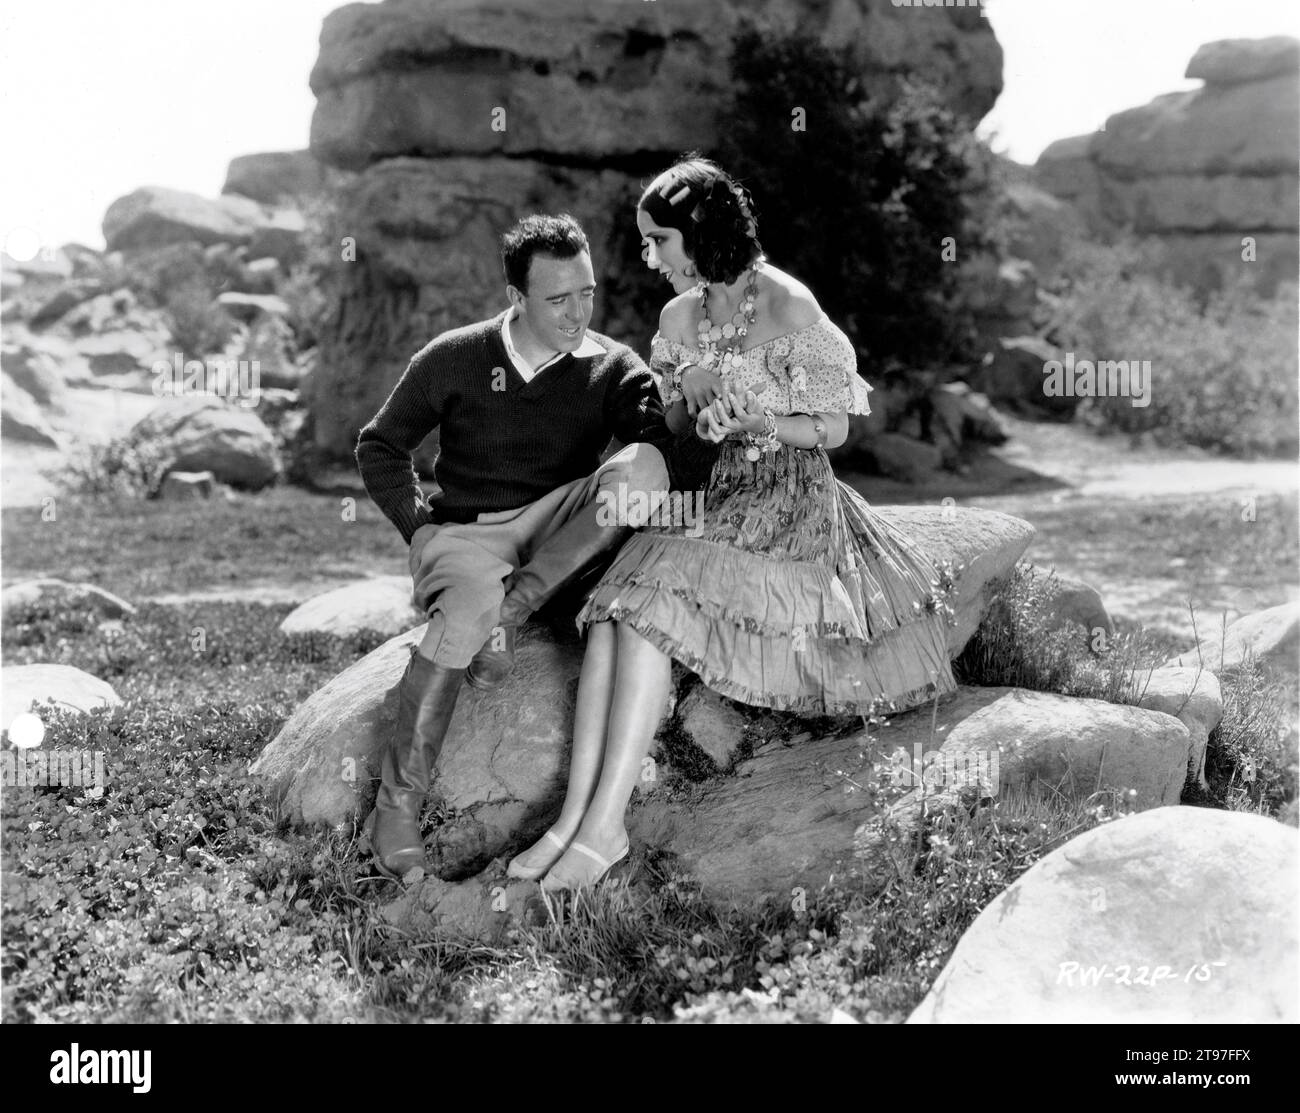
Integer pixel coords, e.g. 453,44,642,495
647,315,873,417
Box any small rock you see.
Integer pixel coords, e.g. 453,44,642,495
675,684,748,770
1132,666,1223,788
1,579,137,623
1164,601,1300,674
279,576,424,639
129,395,282,490
216,292,290,322
1,373,63,447
158,470,216,501
1,664,122,735
1034,570,1116,642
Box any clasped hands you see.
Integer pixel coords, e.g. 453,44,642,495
681,364,766,444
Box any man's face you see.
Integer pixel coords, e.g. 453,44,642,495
508,251,596,353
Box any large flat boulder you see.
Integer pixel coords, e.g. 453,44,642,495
907,807,1298,1023
222,149,332,206
886,506,1034,656
253,506,1036,893
1185,36,1300,86
644,684,1192,908
251,620,585,879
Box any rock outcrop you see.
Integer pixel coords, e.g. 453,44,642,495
103,186,306,268
304,0,1003,459
221,149,336,207
1035,37,1299,295
907,806,1298,1023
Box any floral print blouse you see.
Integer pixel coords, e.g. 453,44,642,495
647,316,874,418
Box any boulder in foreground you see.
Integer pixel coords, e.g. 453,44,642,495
907,806,1298,1023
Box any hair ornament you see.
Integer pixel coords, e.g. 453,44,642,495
664,182,692,207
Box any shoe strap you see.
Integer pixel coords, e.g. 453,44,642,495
569,840,627,871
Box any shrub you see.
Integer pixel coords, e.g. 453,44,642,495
279,195,341,352
48,432,171,500
714,20,995,388
1048,236,1299,457
1197,655,1297,818
953,561,1168,703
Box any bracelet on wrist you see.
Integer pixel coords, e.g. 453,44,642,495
668,359,696,403
743,409,780,461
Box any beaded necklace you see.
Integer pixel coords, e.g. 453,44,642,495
692,257,781,461
694,255,766,377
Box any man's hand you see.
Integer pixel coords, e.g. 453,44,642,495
694,401,729,443
721,390,766,435
697,390,765,438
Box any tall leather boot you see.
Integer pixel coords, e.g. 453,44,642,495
371,646,466,877
466,499,630,690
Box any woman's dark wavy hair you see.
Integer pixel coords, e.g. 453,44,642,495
638,155,763,285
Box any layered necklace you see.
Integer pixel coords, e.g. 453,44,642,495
694,255,766,376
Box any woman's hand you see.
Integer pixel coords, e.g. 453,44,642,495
695,390,765,441
681,364,724,416
694,400,729,442
722,390,766,435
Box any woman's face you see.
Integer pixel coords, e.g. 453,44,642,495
637,208,696,296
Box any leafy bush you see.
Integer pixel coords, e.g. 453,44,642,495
958,561,1295,820
715,20,995,383
279,195,340,352
50,433,171,500
954,561,1168,703
1048,236,1299,456
1197,655,1297,818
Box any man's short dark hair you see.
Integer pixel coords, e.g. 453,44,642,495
501,213,591,292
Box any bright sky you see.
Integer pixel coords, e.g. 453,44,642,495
1,0,1296,256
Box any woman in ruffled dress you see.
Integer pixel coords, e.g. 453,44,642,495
510,156,959,890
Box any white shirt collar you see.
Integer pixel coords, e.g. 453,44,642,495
502,308,605,381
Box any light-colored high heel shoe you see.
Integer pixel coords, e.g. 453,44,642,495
540,839,630,892
506,829,571,881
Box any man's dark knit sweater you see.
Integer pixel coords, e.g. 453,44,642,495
355,311,719,544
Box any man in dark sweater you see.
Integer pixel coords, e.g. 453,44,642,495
355,213,716,877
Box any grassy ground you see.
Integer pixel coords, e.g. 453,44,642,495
2,470,1296,1022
